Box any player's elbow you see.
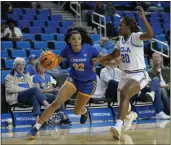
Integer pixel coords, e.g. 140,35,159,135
148,33,154,39
147,31,154,39
143,33,154,40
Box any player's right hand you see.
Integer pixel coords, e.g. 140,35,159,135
136,6,146,20
92,58,99,64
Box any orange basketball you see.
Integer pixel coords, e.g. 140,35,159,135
39,51,58,70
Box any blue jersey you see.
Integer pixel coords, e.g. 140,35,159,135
59,44,99,82
33,73,52,89
26,64,37,76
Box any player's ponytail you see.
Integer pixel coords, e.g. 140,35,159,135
132,25,142,32
64,26,93,45
136,26,142,32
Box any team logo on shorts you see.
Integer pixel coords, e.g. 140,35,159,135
68,77,73,82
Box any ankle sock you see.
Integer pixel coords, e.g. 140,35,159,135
115,119,123,128
126,112,132,120
34,123,41,130
82,107,87,115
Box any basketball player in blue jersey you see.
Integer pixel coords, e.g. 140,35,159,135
27,27,99,139
98,6,154,139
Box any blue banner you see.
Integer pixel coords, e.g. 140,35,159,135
1,105,157,126
89,108,114,122
64,110,82,123
113,105,156,119
1,113,11,127
135,105,156,119
13,112,36,125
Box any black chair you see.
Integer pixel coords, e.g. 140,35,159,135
1,83,9,113
55,73,69,88
89,97,112,107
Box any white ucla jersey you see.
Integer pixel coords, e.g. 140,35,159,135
116,32,146,71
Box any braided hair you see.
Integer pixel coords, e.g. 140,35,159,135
122,16,141,33
64,26,93,45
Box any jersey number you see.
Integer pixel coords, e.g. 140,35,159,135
73,63,84,71
121,54,130,63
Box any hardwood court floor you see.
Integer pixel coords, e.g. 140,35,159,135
2,120,170,144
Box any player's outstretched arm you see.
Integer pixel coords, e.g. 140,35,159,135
93,50,121,66
100,56,121,66
137,6,154,40
98,49,120,65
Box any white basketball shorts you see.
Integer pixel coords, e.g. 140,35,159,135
118,71,149,91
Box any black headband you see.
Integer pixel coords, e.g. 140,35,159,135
68,30,80,38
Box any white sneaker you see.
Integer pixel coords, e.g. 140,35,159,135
123,111,138,131
146,91,155,102
110,126,121,140
156,111,170,120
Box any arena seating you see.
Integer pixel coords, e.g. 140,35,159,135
2,41,13,49
1,5,169,80
10,49,27,58
87,7,169,39
1,5,169,73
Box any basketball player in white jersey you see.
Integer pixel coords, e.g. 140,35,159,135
98,6,154,139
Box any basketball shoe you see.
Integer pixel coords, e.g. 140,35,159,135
80,107,89,124
123,111,138,131
27,127,38,140
110,126,122,140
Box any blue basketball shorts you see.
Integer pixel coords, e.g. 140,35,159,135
65,77,97,97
